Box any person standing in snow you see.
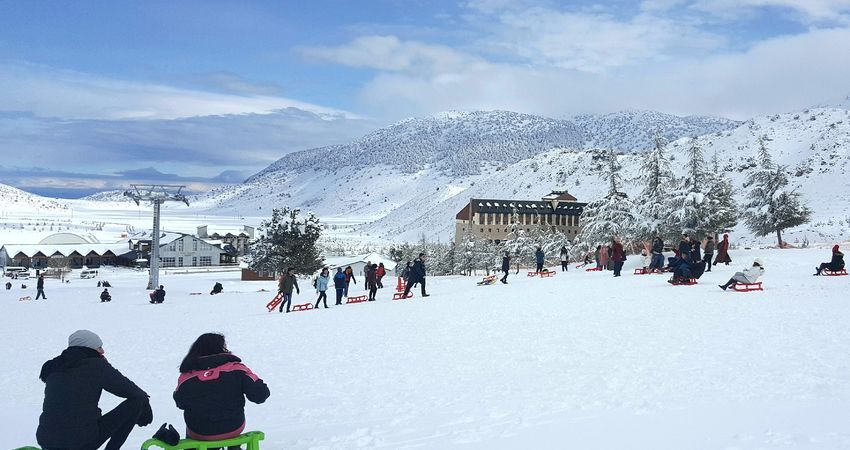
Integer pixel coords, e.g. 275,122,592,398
594,245,602,269
599,244,609,270
714,233,732,266
611,238,625,277
402,253,429,298
719,259,764,290
814,245,844,275
36,274,47,299
333,268,346,305
174,333,270,442
559,246,569,272
366,264,378,301
500,252,511,284
376,263,386,288
343,266,356,297
401,261,412,284
277,268,300,313
702,236,715,272
535,246,545,273
36,330,153,450
362,261,372,292
314,267,330,309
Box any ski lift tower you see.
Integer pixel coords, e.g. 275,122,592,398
124,184,190,289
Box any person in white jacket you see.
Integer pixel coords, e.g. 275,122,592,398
719,258,764,290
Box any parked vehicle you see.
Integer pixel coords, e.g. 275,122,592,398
80,267,99,279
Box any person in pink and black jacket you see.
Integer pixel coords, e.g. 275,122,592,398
173,333,270,441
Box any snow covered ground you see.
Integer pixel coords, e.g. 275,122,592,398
2,248,850,449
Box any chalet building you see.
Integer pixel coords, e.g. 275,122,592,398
130,232,237,268
197,225,255,255
455,191,586,244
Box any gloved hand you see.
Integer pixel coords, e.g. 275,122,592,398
153,423,181,445
137,399,153,426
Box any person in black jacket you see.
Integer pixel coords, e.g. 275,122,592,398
401,253,429,298
36,274,47,299
500,252,511,284
174,333,270,441
210,282,223,295
649,237,664,271
815,245,845,275
678,234,691,262
37,330,152,450
150,285,166,304
100,288,112,302
366,264,378,301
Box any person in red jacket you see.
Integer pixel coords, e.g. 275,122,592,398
610,237,625,277
376,262,386,289
714,233,732,266
174,333,270,441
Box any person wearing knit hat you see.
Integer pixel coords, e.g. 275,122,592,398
815,245,845,275
36,331,153,449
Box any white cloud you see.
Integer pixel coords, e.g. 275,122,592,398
691,0,850,23
298,35,484,75
0,63,352,120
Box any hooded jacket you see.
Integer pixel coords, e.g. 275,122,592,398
316,274,329,291
174,353,270,437
37,347,149,448
333,271,346,289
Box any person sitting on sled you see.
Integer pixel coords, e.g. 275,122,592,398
719,258,764,290
814,245,844,275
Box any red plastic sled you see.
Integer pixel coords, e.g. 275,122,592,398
634,268,647,275
585,267,602,272
731,282,763,292
292,303,314,312
823,268,848,276
346,295,368,304
266,293,283,312
392,292,413,300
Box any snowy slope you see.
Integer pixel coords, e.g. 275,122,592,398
0,183,69,212
3,249,850,449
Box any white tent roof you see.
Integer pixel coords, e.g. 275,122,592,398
322,252,397,271
1,242,131,258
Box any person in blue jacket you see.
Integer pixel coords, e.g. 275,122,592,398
678,234,691,262
401,253,429,298
314,267,330,309
333,268,346,305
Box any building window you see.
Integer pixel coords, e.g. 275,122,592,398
193,240,198,251
199,256,212,266
177,257,184,267
192,257,198,266
178,239,184,252
168,242,176,251
162,257,176,267
478,214,484,225
480,228,484,232
488,228,492,233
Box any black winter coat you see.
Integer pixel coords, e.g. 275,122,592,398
410,259,426,283
678,240,691,259
501,256,511,272
174,353,269,436
37,277,44,289
829,251,845,270
37,347,148,448
366,267,377,289
651,239,664,254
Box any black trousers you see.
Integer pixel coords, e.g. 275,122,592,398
335,288,344,305
315,291,328,308
500,269,509,283
36,288,46,299
561,261,568,271
42,397,145,450
613,261,624,276
368,287,377,301
377,276,384,288
703,253,713,271
536,262,544,272
402,278,426,297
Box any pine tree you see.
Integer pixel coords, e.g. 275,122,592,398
743,160,811,247
664,139,712,238
704,151,738,235
634,135,674,241
576,149,636,247
248,207,324,275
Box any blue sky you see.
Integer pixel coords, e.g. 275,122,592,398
2,0,850,197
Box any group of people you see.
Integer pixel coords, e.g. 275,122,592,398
35,330,269,449
275,255,429,313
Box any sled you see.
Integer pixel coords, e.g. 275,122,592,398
634,268,647,275
539,271,555,277
265,293,283,312
669,278,698,286
477,275,498,286
12,447,40,450
292,303,314,312
189,292,203,296
823,268,848,276
585,267,602,272
731,282,763,292
141,430,265,450
396,277,406,292
19,296,31,301
346,295,368,304
392,292,414,300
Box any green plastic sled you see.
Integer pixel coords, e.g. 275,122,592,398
141,430,265,450
13,447,41,450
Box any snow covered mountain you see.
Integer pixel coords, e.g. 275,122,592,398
572,110,740,153
0,183,69,212
199,107,848,245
